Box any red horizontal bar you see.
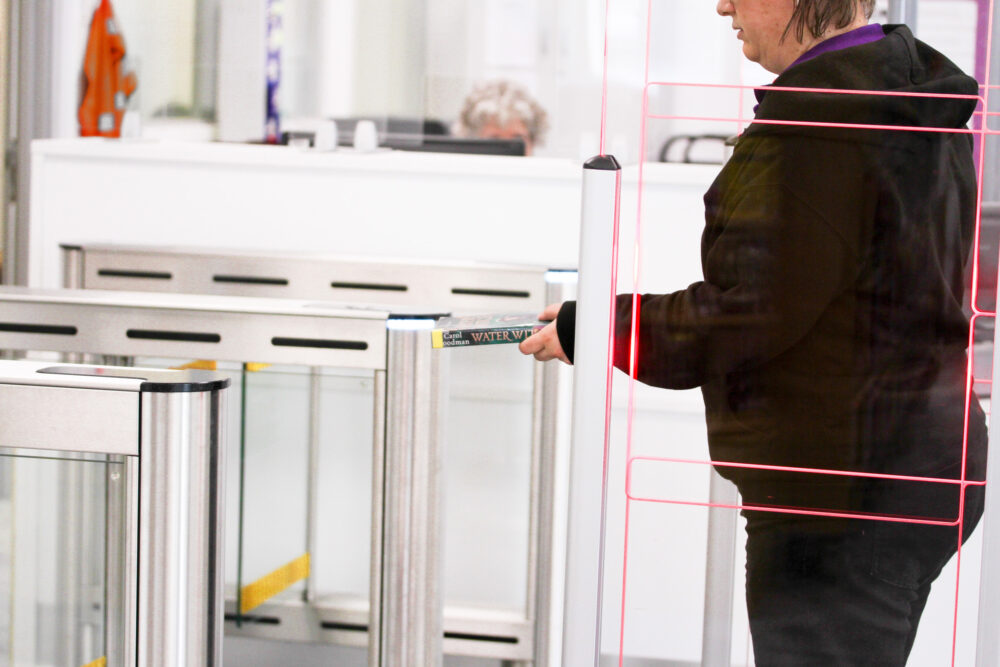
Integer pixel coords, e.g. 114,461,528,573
645,113,991,136
623,494,965,526
628,455,987,486
646,80,984,103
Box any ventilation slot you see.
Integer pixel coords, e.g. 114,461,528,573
0,322,78,335
224,613,280,625
320,621,369,632
332,281,408,292
271,337,368,351
126,329,221,343
97,269,172,280
451,288,530,299
444,631,519,644
213,275,289,286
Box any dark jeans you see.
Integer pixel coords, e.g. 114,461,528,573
743,483,984,666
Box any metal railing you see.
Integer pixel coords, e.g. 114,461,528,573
0,358,229,666
0,271,571,665
61,243,575,665
61,242,564,312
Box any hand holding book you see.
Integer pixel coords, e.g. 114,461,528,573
518,303,569,364
431,303,567,363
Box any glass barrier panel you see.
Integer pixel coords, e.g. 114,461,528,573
2,448,127,667
313,369,376,608
235,364,312,614
220,361,376,642
445,346,535,614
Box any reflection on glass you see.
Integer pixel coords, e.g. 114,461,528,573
1,449,125,667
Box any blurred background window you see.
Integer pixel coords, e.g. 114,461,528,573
17,0,977,162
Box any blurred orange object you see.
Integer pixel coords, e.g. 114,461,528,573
78,0,137,137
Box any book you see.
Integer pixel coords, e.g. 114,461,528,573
431,313,549,348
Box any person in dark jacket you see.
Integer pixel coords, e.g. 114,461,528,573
520,0,987,663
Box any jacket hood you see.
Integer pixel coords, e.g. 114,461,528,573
750,25,978,138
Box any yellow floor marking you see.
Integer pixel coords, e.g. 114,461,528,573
170,360,218,371
240,553,310,614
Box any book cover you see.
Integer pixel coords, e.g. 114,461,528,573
431,313,548,348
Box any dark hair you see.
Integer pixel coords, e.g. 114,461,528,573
784,0,876,43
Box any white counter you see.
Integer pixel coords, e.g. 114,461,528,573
29,138,716,292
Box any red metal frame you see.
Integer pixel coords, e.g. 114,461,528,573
611,3,1000,665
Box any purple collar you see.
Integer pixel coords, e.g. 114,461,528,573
788,23,885,70
754,24,885,108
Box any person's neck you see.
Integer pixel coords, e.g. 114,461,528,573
783,18,871,72
814,18,871,48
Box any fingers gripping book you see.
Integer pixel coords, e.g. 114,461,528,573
431,313,549,348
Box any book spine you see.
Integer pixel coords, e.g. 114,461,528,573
431,324,543,348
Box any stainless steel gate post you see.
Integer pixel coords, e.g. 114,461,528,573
0,360,229,666
563,155,622,667
304,367,322,604
137,373,229,666
528,271,577,667
378,317,447,667
62,243,84,289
